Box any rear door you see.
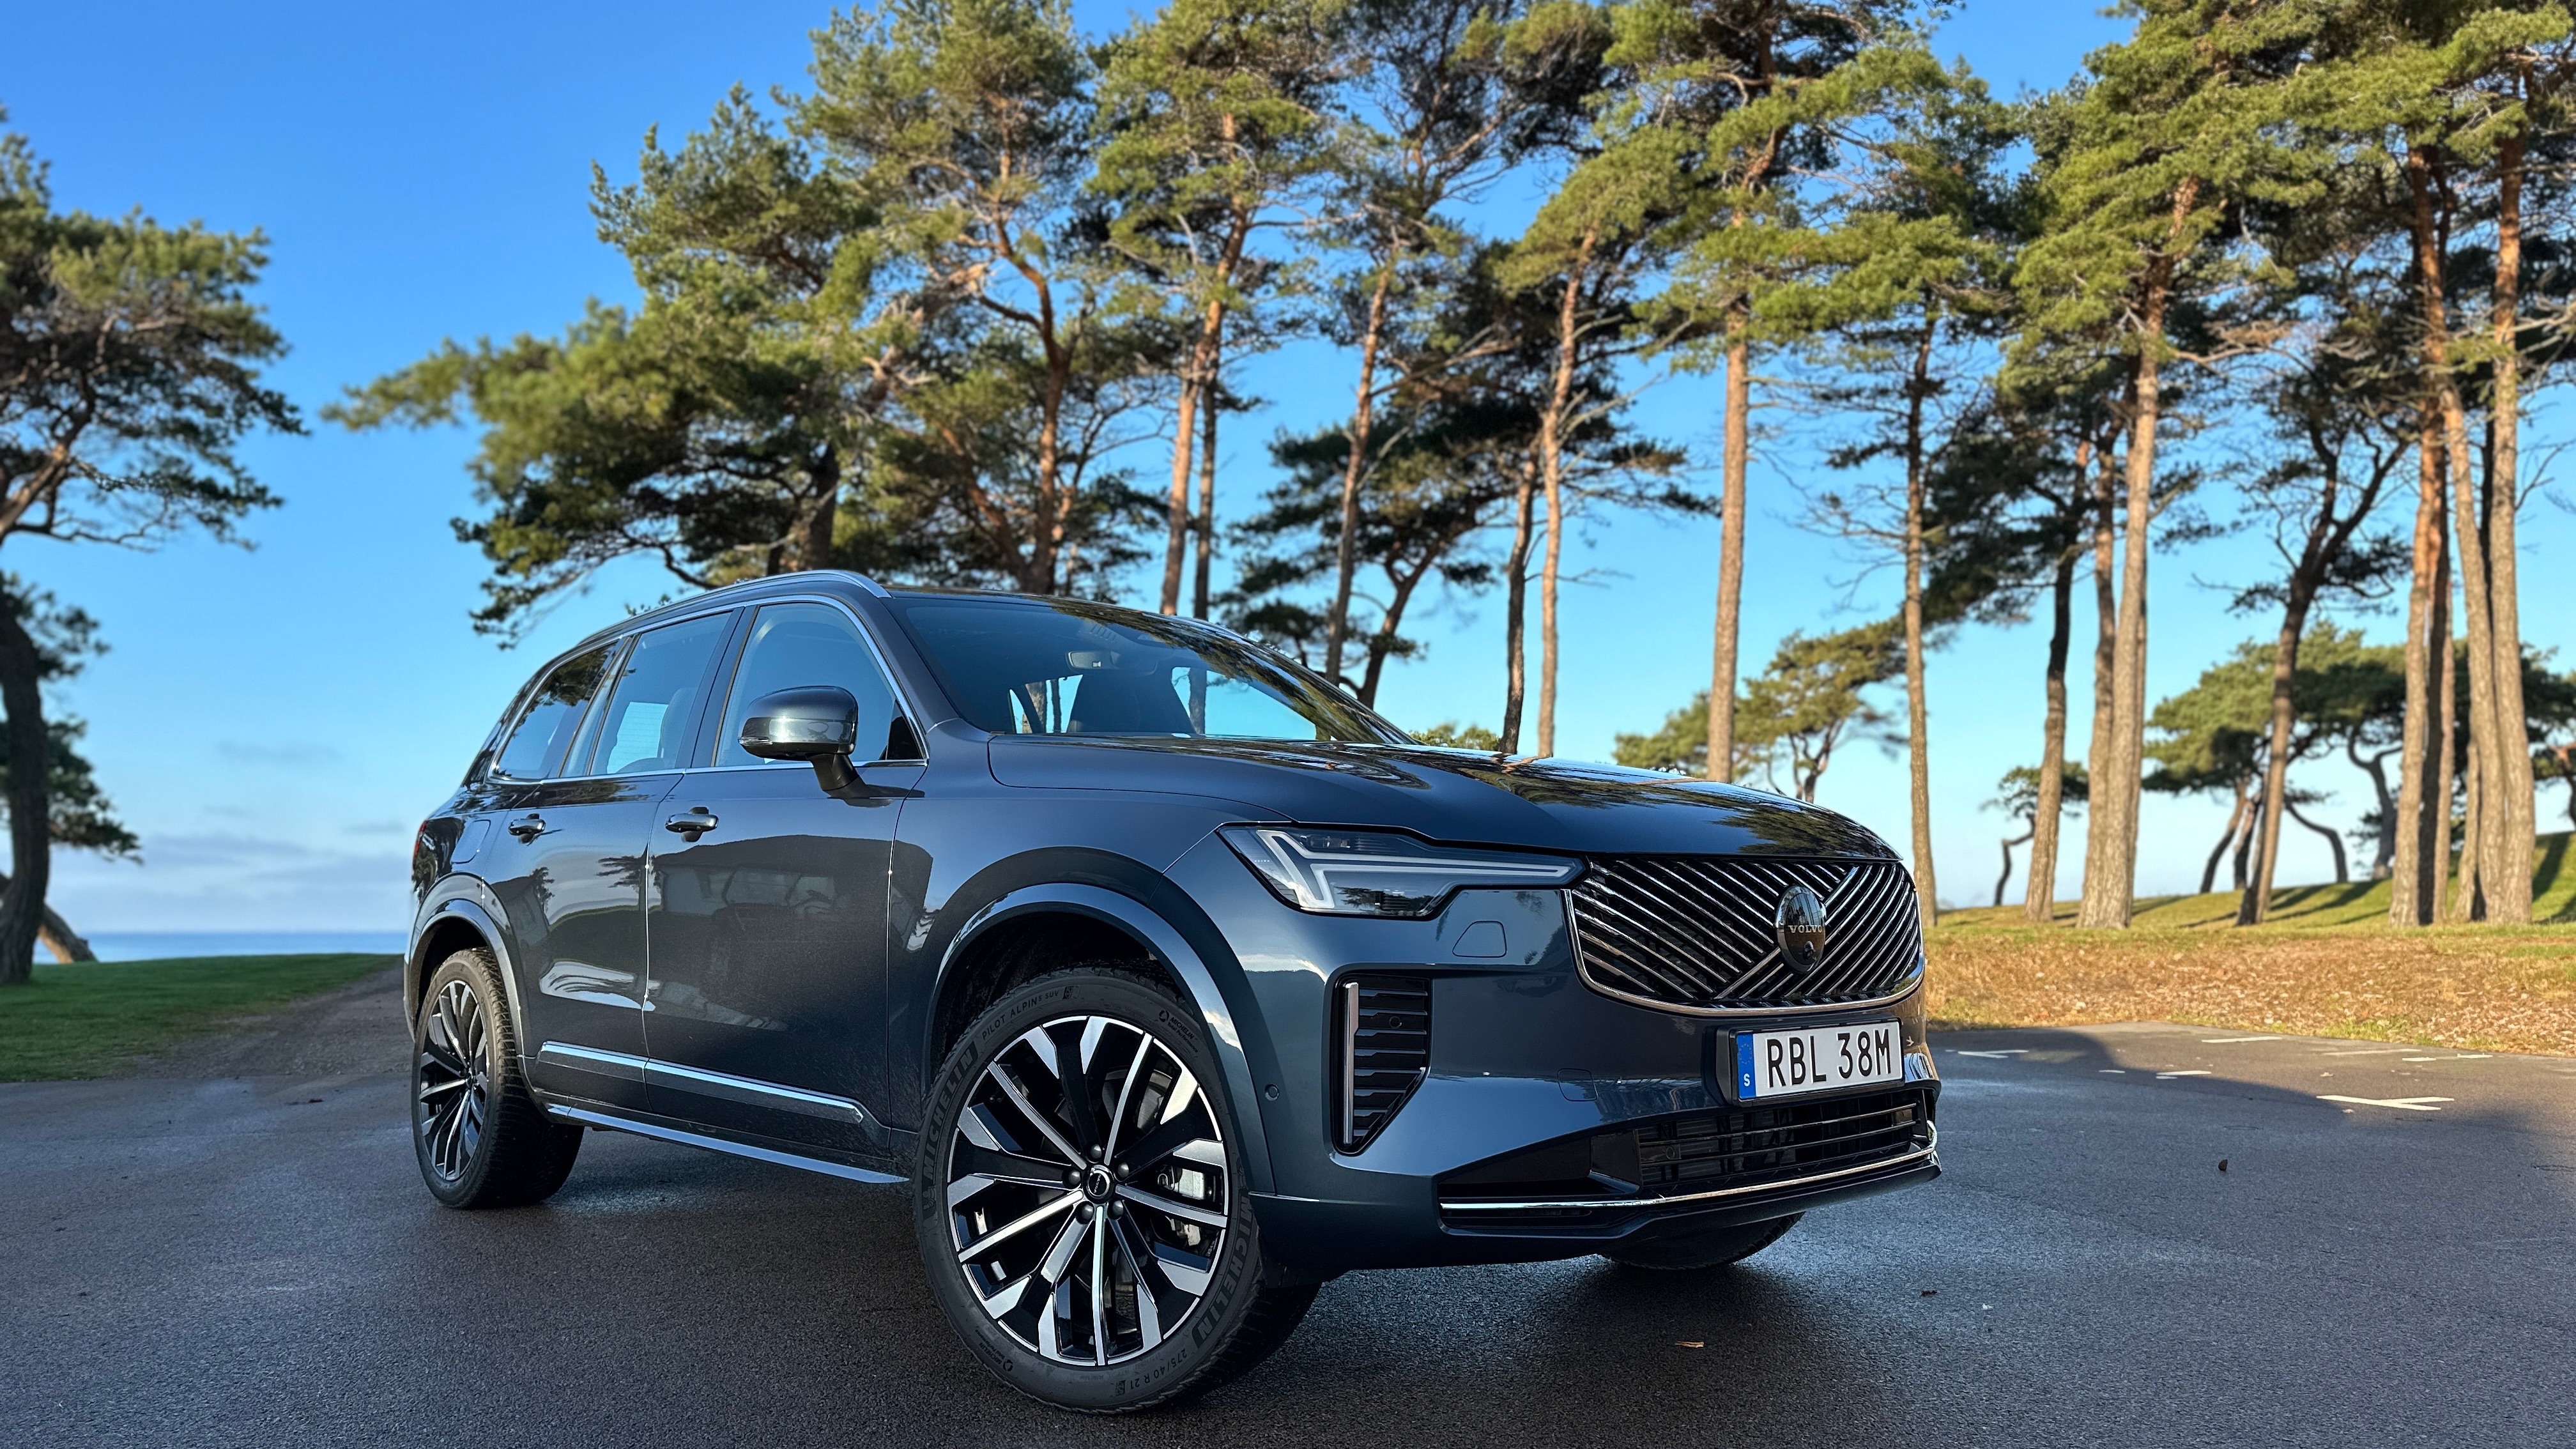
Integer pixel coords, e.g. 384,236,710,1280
486,611,733,1110
644,599,922,1158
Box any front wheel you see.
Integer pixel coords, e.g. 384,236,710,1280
1600,1213,1800,1271
916,967,1315,1412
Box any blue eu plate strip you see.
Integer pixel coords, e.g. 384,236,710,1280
1736,1032,1757,1100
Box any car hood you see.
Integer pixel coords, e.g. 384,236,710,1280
983,737,1892,858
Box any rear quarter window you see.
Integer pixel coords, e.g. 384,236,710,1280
491,645,614,781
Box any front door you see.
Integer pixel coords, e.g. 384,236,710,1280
487,612,734,1110
645,600,921,1159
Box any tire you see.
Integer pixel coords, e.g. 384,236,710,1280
917,967,1316,1413
1600,1213,1801,1271
411,947,583,1209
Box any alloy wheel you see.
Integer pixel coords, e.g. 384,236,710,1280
945,1014,1229,1367
415,977,491,1182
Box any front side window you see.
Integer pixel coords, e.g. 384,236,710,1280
887,596,1403,744
713,602,904,767
491,645,615,781
576,613,732,776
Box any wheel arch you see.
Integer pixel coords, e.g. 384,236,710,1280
928,882,1276,1194
406,883,525,1046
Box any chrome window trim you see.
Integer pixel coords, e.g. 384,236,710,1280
1564,891,1927,1020
1438,1124,1937,1214
544,1103,903,1185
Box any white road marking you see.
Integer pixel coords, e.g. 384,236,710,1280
2156,1070,2212,1079
2202,1036,2283,1044
2317,1095,2452,1112
2403,1057,2437,1062
2099,1069,2126,1074
2317,1048,2414,1057
1953,1050,2028,1059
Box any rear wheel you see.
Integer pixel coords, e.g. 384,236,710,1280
1601,1214,1800,1271
917,967,1315,1412
411,948,581,1208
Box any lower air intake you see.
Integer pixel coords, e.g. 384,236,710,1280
1336,975,1429,1153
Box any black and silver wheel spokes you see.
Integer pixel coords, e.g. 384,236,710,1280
415,979,491,1182
947,1014,1229,1366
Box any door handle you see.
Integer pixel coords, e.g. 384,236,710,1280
664,809,718,838
506,813,546,841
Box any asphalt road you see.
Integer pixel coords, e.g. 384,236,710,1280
6,969,2575,1448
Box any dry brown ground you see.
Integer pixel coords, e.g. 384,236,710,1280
1925,921,2576,1055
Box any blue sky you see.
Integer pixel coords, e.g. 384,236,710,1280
7,1,2568,935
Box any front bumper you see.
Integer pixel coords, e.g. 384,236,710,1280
1167,837,1942,1273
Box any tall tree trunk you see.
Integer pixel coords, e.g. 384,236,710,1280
1499,459,1538,753
2078,438,2120,909
2202,781,2249,895
1705,319,1752,783
1324,263,1396,684
2240,585,2317,925
2483,128,2534,921
0,601,52,986
1159,367,1206,615
0,869,91,963
1535,238,1591,758
2080,310,2170,930
1901,321,1938,929
2390,386,2448,925
1996,830,2033,908
793,453,840,572
2407,148,2506,922
1192,331,1223,620
2081,178,2197,930
2024,544,2078,922
2433,571,2458,920
2350,740,2396,880
2232,795,2264,893
2451,726,2484,921
2444,374,2503,923
2283,799,2348,885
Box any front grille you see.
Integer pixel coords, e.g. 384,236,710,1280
1335,975,1429,1152
1568,855,1923,1011
1439,1087,1934,1224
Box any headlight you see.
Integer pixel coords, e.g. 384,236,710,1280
1218,825,1581,917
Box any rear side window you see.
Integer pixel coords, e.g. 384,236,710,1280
491,645,615,781
712,602,903,767
576,613,733,776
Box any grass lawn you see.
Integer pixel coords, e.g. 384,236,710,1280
1928,831,2576,1055
0,953,397,1082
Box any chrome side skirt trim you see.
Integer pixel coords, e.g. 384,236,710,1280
1439,1125,1938,1214
544,1104,905,1185
645,1057,882,1136
536,1042,884,1142
536,1041,645,1081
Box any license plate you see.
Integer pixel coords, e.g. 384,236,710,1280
1734,1021,1902,1100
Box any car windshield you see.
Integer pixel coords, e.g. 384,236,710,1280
887,595,1406,744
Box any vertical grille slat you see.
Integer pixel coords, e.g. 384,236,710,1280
1337,976,1430,1152
1568,855,1924,1013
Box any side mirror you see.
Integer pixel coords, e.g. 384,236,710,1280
740,686,861,792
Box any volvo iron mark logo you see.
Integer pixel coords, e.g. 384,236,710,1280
1775,884,1830,970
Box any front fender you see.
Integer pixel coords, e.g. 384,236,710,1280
934,882,1278,1196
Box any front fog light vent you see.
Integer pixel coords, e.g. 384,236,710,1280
1337,975,1430,1153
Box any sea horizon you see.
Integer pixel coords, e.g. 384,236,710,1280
79,930,409,963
